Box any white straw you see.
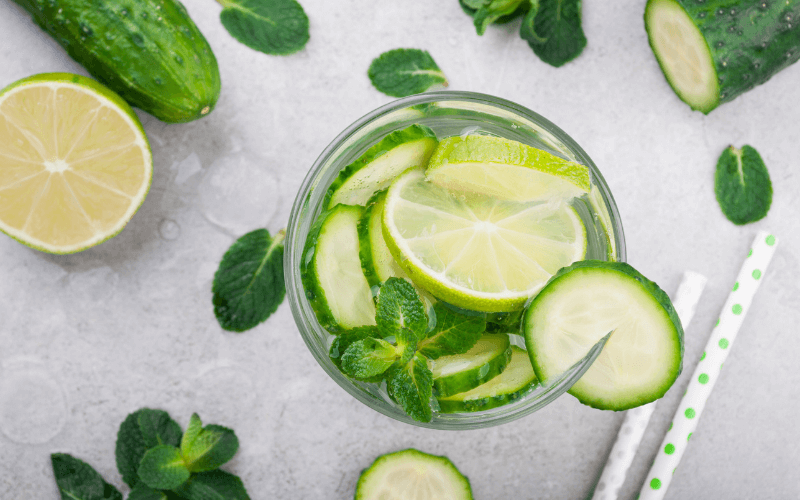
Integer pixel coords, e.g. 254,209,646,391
590,271,707,500
638,231,779,500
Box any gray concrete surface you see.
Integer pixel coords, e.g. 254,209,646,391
1,1,798,498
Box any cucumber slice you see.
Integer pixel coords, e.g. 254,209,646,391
328,124,438,208
524,261,683,411
301,205,376,333
432,333,512,397
437,346,537,413
358,190,410,287
356,449,473,500
645,0,800,113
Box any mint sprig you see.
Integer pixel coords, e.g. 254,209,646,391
387,353,434,422
341,337,399,379
51,453,123,500
417,303,486,359
218,0,310,56
368,49,448,98
52,408,250,500
213,228,286,332
714,145,773,225
472,0,528,35
520,0,587,67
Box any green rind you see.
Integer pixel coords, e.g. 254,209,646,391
437,346,538,413
12,0,221,122
358,190,387,288
432,334,512,397
300,205,374,334
0,73,153,255
524,260,684,411
355,449,473,500
645,0,800,113
327,124,438,208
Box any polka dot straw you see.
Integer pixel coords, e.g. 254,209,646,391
590,271,707,500
638,231,779,500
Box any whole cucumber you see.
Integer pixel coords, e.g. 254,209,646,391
12,0,221,123
645,0,800,113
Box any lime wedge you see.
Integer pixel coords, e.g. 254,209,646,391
425,135,590,202
0,73,152,254
382,169,587,312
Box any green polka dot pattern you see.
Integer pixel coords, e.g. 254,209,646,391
685,408,695,419
700,351,706,361
732,304,742,315
687,433,692,441
650,478,661,490
719,338,729,349
752,269,761,280
766,235,775,246
664,444,675,455
698,373,709,384
732,282,739,291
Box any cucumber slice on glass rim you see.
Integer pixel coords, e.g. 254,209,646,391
524,261,683,411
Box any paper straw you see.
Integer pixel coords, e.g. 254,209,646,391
638,231,779,500
590,271,707,500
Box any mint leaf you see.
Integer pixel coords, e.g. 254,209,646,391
329,326,383,372
180,414,239,473
116,409,183,488
368,49,448,98
341,338,398,379
51,454,122,500
213,229,285,332
418,303,486,359
714,145,773,225
174,470,251,500
376,278,428,340
387,353,434,422
474,0,527,35
219,0,309,56
137,445,190,490
128,484,171,500
460,0,529,23
520,0,586,67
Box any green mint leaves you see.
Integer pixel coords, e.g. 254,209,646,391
473,0,528,35
213,228,286,332
520,0,587,67
51,454,123,500
180,414,240,473
52,409,249,500
368,49,449,98
714,145,773,225
138,445,190,490
330,278,492,422
116,409,183,488
387,353,434,423
218,0,309,56
417,304,486,359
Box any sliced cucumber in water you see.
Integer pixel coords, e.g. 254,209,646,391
301,205,376,333
437,346,537,413
432,333,511,397
524,261,683,411
356,449,473,500
328,124,438,208
358,190,410,287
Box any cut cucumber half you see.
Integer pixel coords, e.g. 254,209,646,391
437,346,537,413
328,124,438,208
358,190,410,287
355,448,473,500
425,135,590,202
301,205,376,333
524,261,683,411
645,0,800,114
431,333,511,397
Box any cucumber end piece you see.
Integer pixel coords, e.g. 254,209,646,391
645,0,720,114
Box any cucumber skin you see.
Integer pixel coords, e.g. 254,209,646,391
12,0,220,123
437,380,535,413
432,337,512,398
357,191,386,288
647,0,800,113
525,260,684,411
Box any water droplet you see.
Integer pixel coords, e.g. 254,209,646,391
0,361,67,444
131,33,145,47
174,54,184,65
120,8,128,16
154,78,163,85
158,218,181,241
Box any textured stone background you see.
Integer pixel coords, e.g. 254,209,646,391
1,1,799,498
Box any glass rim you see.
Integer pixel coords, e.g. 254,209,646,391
284,90,626,429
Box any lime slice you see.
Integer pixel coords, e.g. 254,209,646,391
425,135,590,202
382,168,587,312
0,73,152,254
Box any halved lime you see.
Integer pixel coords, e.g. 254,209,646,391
425,135,590,202
382,168,587,312
0,73,152,254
